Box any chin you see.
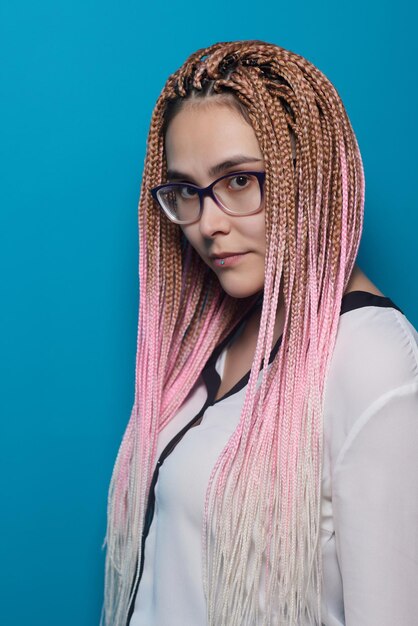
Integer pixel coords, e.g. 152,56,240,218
218,279,264,299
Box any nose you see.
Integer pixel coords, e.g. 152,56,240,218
198,193,231,238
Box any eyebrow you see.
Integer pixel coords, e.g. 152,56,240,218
166,155,263,183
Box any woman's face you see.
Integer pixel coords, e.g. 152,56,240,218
164,101,266,299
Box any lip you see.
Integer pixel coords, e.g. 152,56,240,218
209,251,247,259
210,252,249,268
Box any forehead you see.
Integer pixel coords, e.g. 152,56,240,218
164,102,262,169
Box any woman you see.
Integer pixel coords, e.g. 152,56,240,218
101,40,418,626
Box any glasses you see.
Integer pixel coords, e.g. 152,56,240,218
150,170,265,225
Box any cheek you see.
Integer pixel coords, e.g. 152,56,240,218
179,226,206,259
180,226,196,247
244,214,266,251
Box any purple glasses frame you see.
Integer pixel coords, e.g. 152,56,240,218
150,170,266,225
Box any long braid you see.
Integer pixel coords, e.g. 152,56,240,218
101,40,364,626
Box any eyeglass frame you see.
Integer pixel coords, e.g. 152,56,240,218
150,170,266,225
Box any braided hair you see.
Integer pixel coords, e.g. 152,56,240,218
101,39,364,626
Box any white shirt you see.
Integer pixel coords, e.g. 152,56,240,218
128,291,418,626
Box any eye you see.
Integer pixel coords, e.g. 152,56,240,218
180,185,198,199
228,174,251,190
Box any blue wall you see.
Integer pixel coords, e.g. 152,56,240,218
1,1,416,624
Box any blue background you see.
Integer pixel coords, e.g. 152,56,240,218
1,1,416,624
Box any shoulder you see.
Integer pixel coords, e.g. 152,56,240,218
331,303,418,391
323,302,418,457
